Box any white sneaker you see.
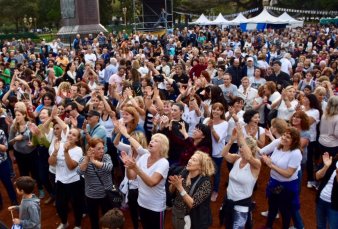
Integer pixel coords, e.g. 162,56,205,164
261,211,269,217
56,222,69,229
73,227,81,229
261,211,279,219
307,181,314,188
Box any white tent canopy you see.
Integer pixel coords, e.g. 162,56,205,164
278,12,304,28
210,13,230,25
247,9,287,24
229,13,248,25
190,14,212,25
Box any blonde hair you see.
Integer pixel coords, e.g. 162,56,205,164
325,96,338,118
193,151,215,177
245,137,259,157
151,133,169,158
57,82,71,96
314,86,327,96
14,102,27,112
131,131,148,148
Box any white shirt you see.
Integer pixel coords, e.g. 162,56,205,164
116,144,148,192
182,104,201,137
305,108,320,142
48,126,69,174
238,86,258,110
270,148,302,182
280,58,292,75
227,158,257,212
84,53,97,67
137,153,169,212
203,118,228,158
55,143,83,184
225,110,245,143
277,99,298,121
320,161,338,202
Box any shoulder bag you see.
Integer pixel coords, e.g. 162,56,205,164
92,164,123,208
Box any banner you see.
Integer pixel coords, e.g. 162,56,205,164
265,6,338,15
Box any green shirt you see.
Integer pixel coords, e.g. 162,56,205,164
0,69,11,85
54,66,64,77
32,124,52,148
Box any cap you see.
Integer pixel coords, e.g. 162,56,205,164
247,57,254,62
86,110,100,117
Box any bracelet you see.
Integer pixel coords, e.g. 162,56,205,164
180,190,187,197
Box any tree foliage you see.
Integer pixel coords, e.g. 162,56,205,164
0,0,39,32
39,0,61,28
99,0,113,25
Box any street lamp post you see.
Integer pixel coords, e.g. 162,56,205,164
122,7,127,26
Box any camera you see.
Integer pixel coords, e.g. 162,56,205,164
153,74,164,83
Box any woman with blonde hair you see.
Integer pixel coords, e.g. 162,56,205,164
314,86,328,111
56,82,71,105
169,151,215,229
221,123,261,228
120,132,169,229
318,96,338,157
272,85,298,122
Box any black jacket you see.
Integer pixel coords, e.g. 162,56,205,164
226,65,244,87
266,71,291,91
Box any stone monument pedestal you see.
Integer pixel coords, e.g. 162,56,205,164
57,0,107,35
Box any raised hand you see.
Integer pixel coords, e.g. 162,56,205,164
178,121,186,134
322,152,332,168
70,116,78,128
207,119,214,128
119,123,128,136
51,105,58,117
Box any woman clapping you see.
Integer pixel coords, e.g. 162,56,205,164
78,138,113,229
169,151,215,229
120,132,169,229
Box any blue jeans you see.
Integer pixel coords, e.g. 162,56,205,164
233,210,248,229
212,157,223,192
0,159,17,204
291,170,304,229
316,198,338,229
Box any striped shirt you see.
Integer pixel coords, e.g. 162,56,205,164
77,154,113,198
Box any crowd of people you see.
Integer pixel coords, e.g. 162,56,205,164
0,23,338,229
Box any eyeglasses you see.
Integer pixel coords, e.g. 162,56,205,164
65,110,72,113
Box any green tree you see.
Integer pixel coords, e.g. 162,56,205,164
99,0,113,25
38,0,61,28
0,0,39,32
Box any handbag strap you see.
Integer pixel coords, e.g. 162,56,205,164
91,163,105,187
189,175,202,196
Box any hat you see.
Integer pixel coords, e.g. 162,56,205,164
247,57,254,62
86,110,100,117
